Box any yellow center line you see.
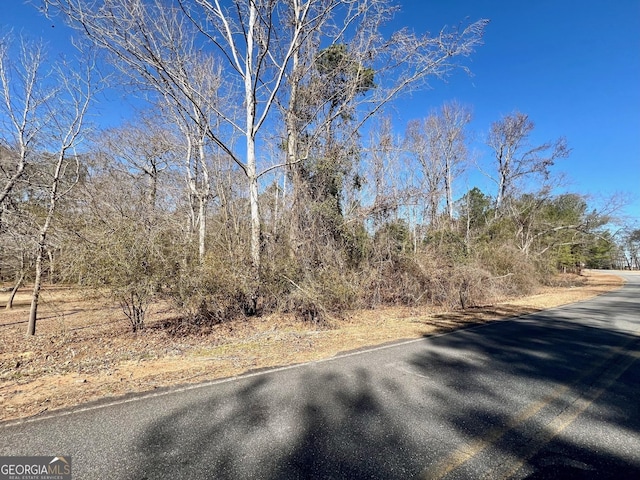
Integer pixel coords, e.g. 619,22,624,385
495,348,640,480
420,338,638,480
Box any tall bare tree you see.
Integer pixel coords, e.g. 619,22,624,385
0,35,94,334
39,0,273,291
281,1,486,247
404,102,472,228
405,117,445,227
0,36,53,213
439,101,472,221
26,55,94,336
41,0,487,308
486,111,570,215
364,116,408,224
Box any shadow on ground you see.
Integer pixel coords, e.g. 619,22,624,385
128,285,640,479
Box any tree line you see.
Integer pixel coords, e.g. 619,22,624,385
0,0,629,335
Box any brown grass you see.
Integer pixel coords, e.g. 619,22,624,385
0,270,624,422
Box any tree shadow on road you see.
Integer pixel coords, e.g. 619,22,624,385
129,367,427,480
409,314,640,479
128,287,640,479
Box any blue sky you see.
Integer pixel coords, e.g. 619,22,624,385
392,0,640,222
3,0,640,222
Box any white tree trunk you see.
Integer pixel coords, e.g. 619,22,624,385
198,195,206,262
445,159,454,221
245,3,261,274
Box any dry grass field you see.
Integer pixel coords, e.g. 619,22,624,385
0,271,624,422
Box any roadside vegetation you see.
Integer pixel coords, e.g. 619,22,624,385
1,0,638,410
0,272,625,421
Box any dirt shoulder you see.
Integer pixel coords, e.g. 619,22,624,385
0,270,624,423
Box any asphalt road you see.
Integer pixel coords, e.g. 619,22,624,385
2,271,639,479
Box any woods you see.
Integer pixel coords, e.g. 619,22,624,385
0,0,630,336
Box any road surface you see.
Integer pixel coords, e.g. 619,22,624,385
1,271,639,479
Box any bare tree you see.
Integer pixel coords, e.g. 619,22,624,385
404,102,471,228
97,114,174,210
404,117,444,228
40,0,287,280
281,1,487,247
2,228,32,310
26,54,94,336
609,224,640,270
485,111,570,215
1,35,93,334
439,101,472,221
65,144,176,332
363,116,409,223
152,51,224,264
42,0,487,284
0,35,54,212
